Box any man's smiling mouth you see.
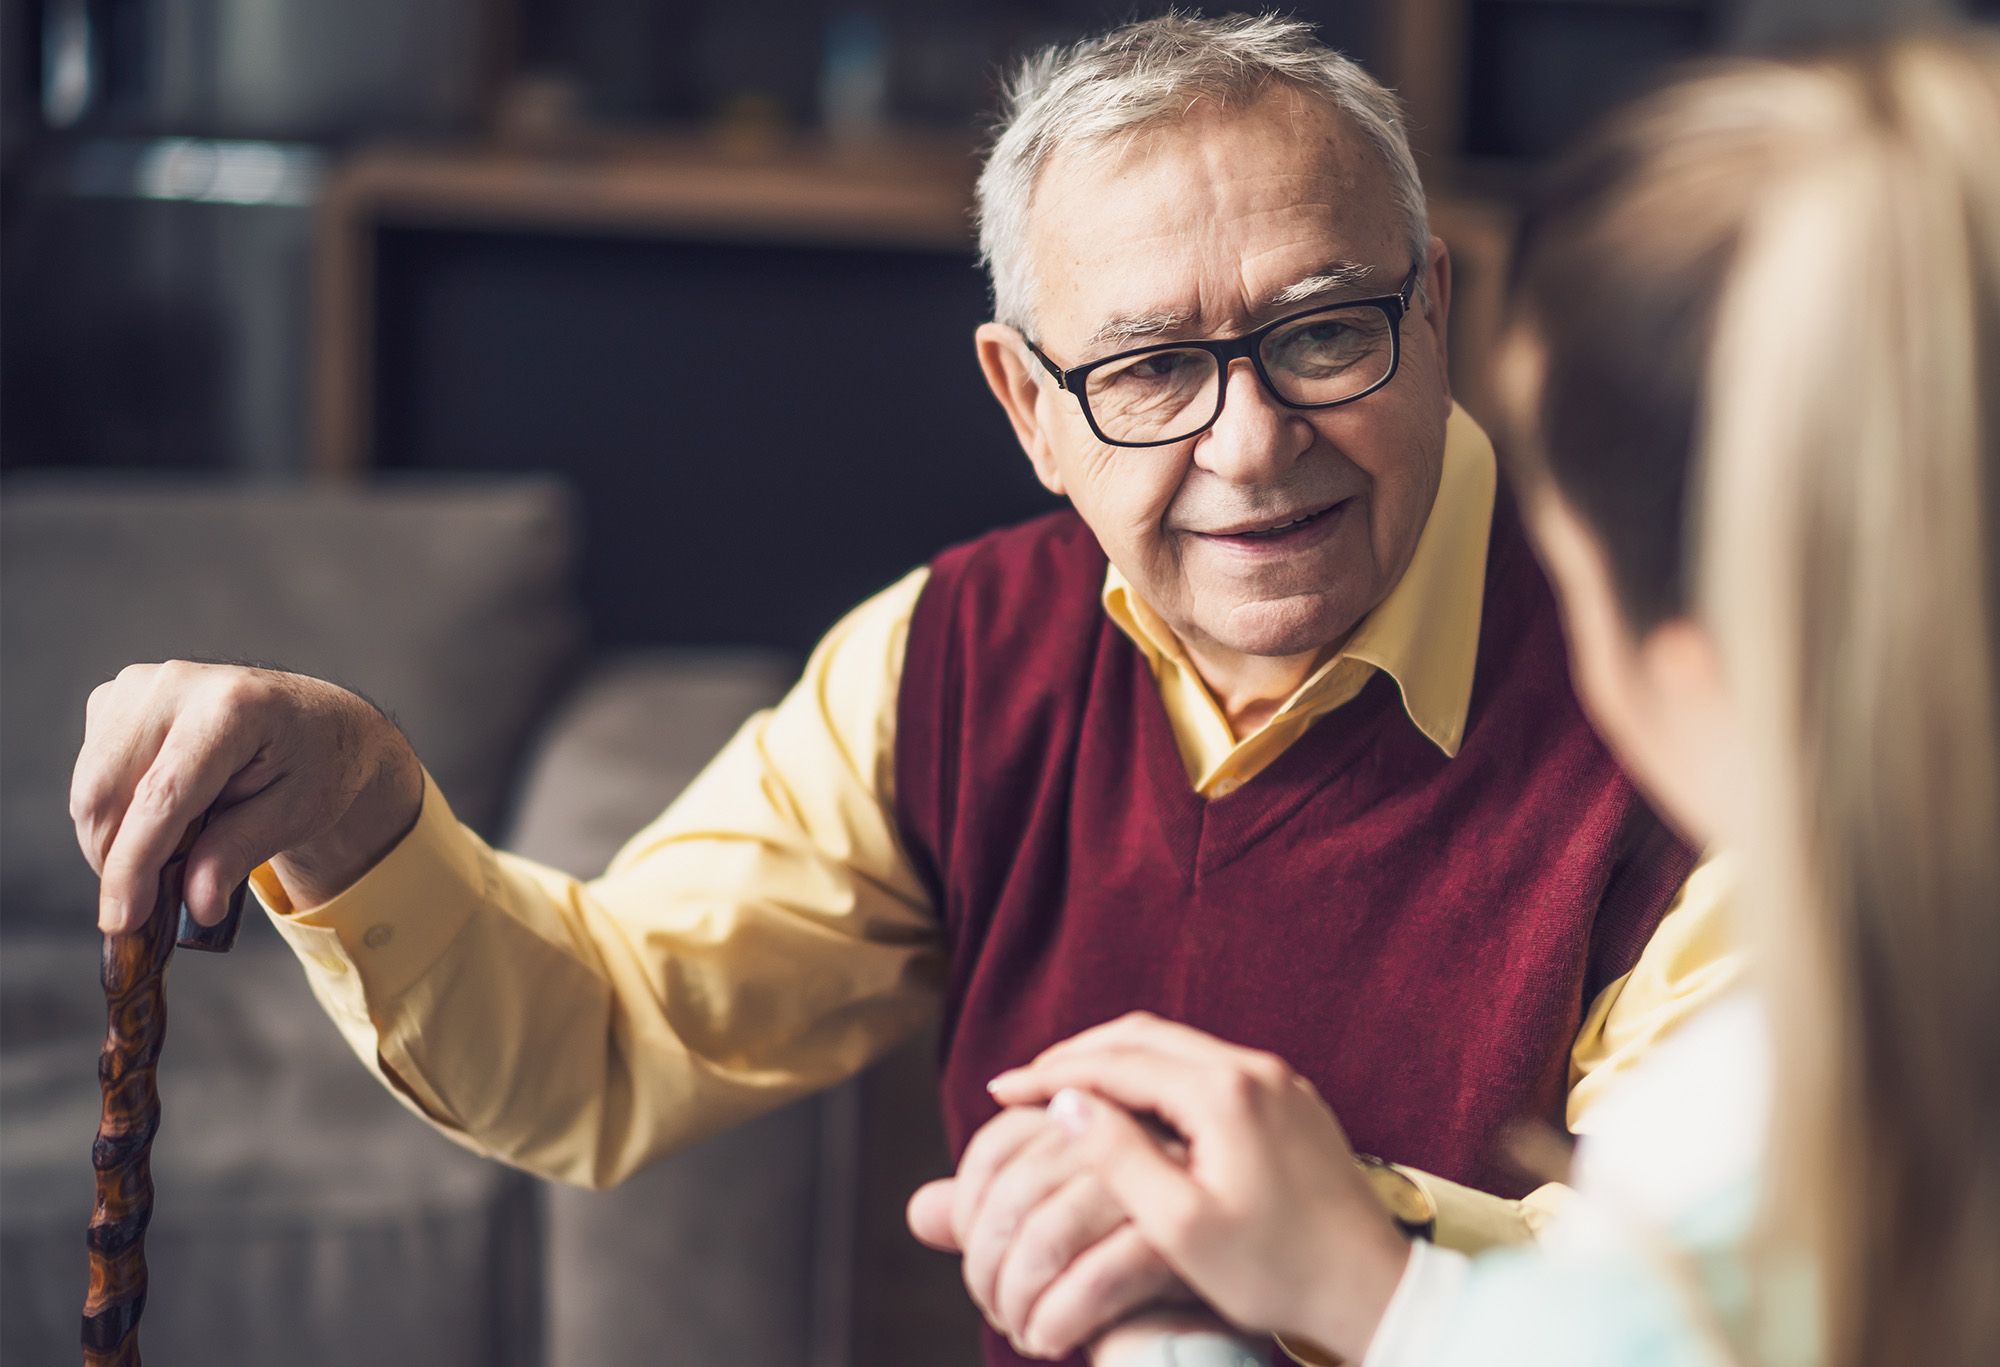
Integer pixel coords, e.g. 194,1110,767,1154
1194,498,1350,542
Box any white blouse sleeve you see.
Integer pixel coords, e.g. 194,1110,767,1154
1362,1240,1475,1367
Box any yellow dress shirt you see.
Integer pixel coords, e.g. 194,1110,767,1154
251,405,1743,1250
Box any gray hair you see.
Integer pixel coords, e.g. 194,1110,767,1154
975,11,1430,334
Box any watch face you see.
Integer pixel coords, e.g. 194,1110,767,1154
1385,1177,1434,1226
1359,1158,1435,1226
1395,1189,1435,1226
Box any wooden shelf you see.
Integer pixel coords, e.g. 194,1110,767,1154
311,130,982,475
323,131,981,251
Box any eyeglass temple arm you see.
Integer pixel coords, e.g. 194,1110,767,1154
1022,338,1072,390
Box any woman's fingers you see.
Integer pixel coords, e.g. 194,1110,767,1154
990,1043,1254,1151
1050,1089,1210,1262
985,1033,1404,1361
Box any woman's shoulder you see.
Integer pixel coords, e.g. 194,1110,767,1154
1387,998,1780,1367
1567,993,1768,1246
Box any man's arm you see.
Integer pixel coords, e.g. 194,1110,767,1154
1377,852,1746,1251
245,567,946,1188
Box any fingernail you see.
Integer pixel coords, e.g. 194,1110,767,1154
99,898,127,935
1048,1087,1090,1136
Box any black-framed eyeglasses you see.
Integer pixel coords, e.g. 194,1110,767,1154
1025,261,1422,448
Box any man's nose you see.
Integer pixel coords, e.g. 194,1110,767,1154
1191,358,1313,483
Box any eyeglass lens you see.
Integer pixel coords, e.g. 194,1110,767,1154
1082,304,1396,444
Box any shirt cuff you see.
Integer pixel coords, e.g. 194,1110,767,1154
1394,1164,1538,1253
249,768,489,1014
1361,1238,1473,1367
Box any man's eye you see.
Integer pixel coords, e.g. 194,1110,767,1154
1125,352,1197,382
1269,313,1385,373
1286,321,1361,356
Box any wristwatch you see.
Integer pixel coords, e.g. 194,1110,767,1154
1354,1154,1438,1241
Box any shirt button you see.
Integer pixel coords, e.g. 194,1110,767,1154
362,924,394,950
1211,777,1242,797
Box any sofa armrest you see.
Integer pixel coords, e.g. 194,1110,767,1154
502,648,849,1367
503,647,795,875
505,647,980,1367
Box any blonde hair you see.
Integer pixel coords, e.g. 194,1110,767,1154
1509,27,2000,1365
1696,31,2000,1367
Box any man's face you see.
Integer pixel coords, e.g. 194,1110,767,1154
980,89,1453,667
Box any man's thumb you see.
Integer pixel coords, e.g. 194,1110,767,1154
905,1177,961,1251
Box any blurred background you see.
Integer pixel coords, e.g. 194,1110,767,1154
3,1,1993,1365
11,0,1997,649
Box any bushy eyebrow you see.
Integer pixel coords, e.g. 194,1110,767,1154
1260,259,1377,310
1080,259,1378,352
1082,306,1200,351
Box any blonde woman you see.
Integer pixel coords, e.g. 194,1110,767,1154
989,29,2000,1367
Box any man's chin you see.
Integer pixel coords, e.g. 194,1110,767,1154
1204,594,1367,662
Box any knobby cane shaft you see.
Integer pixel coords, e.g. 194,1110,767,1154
83,817,246,1366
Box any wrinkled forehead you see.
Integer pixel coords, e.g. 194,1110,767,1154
1026,93,1407,354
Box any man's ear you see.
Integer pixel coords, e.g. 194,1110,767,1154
1421,235,1455,411
975,322,1067,496
1422,235,1454,330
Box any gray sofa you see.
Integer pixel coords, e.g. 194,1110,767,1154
0,476,979,1366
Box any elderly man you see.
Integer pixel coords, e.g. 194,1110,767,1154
69,13,1733,1367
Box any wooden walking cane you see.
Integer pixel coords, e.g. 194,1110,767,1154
83,814,248,1366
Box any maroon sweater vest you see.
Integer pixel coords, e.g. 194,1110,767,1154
895,501,1693,1362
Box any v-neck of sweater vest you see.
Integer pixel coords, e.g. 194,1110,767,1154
1118,624,1412,874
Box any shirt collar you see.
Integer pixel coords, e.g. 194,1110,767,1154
1101,403,1497,758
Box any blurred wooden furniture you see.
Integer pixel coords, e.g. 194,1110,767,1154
311,133,980,477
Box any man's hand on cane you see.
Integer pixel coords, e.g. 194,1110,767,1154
72,660,424,933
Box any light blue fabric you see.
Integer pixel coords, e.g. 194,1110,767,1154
1426,1176,1815,1367
1402,995,1819,1367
